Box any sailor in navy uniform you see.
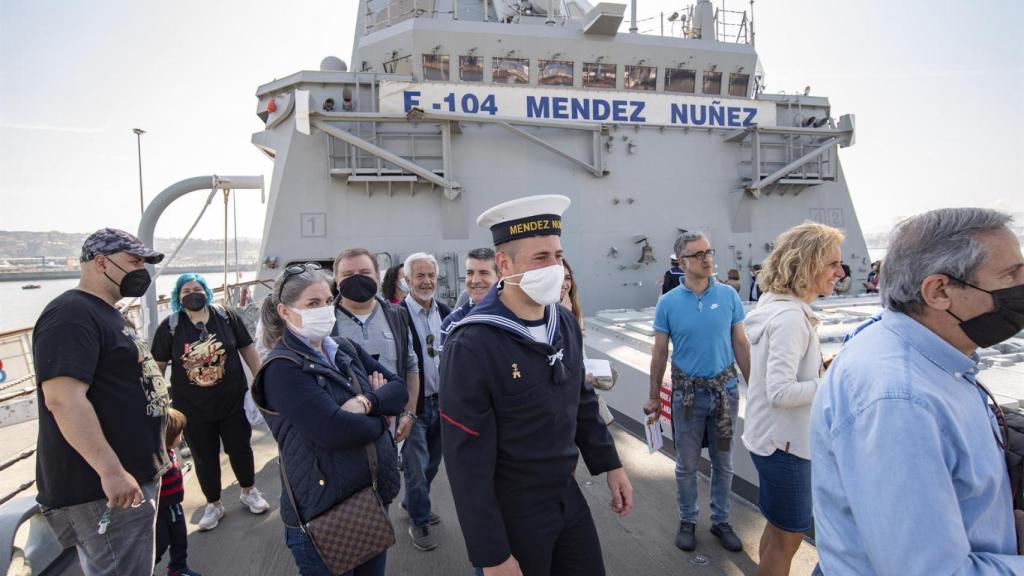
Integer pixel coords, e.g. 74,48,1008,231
440,194,633,576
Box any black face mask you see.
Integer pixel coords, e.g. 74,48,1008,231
181,292,207,311
339,274,378,303
104,258,152,298
947,277,1024,349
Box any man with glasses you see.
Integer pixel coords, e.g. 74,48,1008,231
642,231,751,554
399,253,451,551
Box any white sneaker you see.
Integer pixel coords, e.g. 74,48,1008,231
240,487,270,514
197,502,225,531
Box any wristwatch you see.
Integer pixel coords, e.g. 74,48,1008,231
400,411,418,422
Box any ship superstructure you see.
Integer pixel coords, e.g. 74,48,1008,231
251,0,867,312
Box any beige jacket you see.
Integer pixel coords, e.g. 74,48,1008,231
741,292,823,460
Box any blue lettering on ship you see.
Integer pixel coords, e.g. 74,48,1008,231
524,95,756,127
670,103,758,127
526,96,647,122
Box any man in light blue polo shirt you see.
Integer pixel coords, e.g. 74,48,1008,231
644,231,751,554
812,207,1024,575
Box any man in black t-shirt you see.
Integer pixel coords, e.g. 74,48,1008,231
152,273,268,531
34,228,168,576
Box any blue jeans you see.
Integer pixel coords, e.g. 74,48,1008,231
402,395,442,528
672,385,739,524
42,479,160,576
285,525,387,576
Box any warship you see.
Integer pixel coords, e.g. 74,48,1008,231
2,0,1022,574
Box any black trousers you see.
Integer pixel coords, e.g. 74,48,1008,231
183,407,256,503
503,480,606,576
155,502,188,571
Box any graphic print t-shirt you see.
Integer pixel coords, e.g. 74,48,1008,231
151,307,253,422
33,289,170,508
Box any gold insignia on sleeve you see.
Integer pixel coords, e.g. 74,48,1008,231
512,363,522,379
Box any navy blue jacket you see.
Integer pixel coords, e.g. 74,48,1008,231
440,287,622,567
251,329,408,527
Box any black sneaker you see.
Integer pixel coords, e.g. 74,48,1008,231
710,522,743,552
675,521,696,551
408,525,438,551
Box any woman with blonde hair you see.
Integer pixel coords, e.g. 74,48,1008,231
742,222,845,575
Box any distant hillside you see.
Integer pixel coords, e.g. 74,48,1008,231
0,230,261,263
862,211,1024,249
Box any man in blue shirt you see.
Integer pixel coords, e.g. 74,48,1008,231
644,232,751,553
812,207,1024,575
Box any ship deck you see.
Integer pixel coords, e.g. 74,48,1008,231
2,416,818,575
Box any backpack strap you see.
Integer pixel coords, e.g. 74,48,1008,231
169,310,180,337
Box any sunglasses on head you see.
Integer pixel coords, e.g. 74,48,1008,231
278,262,323,294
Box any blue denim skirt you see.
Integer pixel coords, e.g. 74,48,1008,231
750,449,812,533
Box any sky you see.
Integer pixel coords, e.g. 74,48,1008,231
1,0,1021,242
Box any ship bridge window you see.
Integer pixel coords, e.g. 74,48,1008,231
624,65,657,91
728,73,750,97
423,54,450,81
702,70,722,95
460,55,484,82
539,60,574,86
582,62,616,89
492,57,530,84
665,68,696,93
383,55,412,75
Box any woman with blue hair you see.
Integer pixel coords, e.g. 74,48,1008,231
152,273,270,533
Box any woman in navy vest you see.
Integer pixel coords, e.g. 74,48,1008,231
251,263,407,576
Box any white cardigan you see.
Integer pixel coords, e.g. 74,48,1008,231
741,293,823,460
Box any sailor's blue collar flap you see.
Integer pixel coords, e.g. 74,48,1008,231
448,284,559,347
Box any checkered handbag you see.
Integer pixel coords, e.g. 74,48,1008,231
278,339,397,574
280,443,396,575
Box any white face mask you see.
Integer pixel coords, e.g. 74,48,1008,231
289,305,336,341
503,264,565,306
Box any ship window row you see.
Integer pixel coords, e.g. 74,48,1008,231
416,54,749,96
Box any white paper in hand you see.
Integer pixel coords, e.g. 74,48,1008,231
583,358,612,379
644,411,663,454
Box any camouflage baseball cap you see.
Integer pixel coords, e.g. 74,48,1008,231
80,228,164,264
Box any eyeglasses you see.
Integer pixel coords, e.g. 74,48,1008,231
278,262,323,294
681,249,715,261
426,333,437,358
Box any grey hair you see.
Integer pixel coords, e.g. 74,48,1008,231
260,266,332,350
882,207,1012,314
404,252,439,275
674,231,708,259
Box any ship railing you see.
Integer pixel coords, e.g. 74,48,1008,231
365,0,439,33
0,279,269,419
679,4,750,44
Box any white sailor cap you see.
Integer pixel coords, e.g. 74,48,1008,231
476,194,571,246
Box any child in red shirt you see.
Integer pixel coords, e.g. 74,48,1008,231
157,409,202,576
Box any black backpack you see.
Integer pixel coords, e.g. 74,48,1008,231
1002,406,1024,510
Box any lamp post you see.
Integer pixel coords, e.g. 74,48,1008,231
132,128,146,216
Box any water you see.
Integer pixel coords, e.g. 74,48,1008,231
0,271,255,332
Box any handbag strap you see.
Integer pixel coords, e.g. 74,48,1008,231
278,360,383,528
